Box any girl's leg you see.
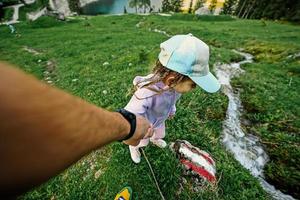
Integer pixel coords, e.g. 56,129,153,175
150,123,167,148
152,123,166,139
129,138,149,164
136,138,150,147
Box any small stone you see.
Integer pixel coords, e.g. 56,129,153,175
47,80,53,84
94,169,103,179
182,177,187,184
46,60,56,72
103,62,109,66
90,164,95,170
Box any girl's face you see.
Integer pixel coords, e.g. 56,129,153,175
173,79,197,94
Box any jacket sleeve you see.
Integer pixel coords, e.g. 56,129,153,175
169,104,176,116
124,88,153,116
170,92,181,116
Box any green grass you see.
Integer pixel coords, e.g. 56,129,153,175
0,14,299,199
3,7,14,21
232,42,300,197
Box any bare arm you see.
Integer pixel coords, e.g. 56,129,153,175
0,62,152,196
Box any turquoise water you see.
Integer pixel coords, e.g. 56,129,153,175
81,0,162,15
81,0,128,15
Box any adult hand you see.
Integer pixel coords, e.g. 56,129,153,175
123,115,153,146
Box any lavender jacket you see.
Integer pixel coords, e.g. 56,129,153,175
125,74,181,129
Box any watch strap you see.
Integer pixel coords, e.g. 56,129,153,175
116,108,136,141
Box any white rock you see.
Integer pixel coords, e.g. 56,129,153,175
157,13,172,17
103,62,109,66
49,0,71,16
94,169,102,179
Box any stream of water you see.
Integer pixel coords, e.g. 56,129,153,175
215,50,295,200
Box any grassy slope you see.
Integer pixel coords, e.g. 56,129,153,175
3,7,14,21
0,14,298,199
232,33,300,197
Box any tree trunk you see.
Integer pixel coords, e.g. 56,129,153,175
237,0,248,17
244,3,254,19
242,0,254,18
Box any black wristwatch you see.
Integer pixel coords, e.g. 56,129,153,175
116,108,136,141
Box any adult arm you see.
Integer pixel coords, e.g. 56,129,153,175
0,62,153,196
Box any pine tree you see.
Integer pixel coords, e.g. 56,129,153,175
222,0,237,15
171,0,183,12
0,3,3,20
194,0,206,12
209,0,217,14
248,0,263,19
139,0,151,13
188,0,193,13
162,0,171,12
241,0,256,18
235,0,247,17
286,0,300,21
68,0,81,14
129,0,139,13
234,0,300,22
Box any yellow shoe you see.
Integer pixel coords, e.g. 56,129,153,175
114,186,133,200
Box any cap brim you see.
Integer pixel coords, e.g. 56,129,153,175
190,72,221,93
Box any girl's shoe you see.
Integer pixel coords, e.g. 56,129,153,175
129,146,141,164
150,138,167,148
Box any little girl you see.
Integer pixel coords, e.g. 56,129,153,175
125,34,221,163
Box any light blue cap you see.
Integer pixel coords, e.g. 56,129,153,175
158,33,221,93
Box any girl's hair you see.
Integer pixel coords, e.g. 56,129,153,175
134,60,189,95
